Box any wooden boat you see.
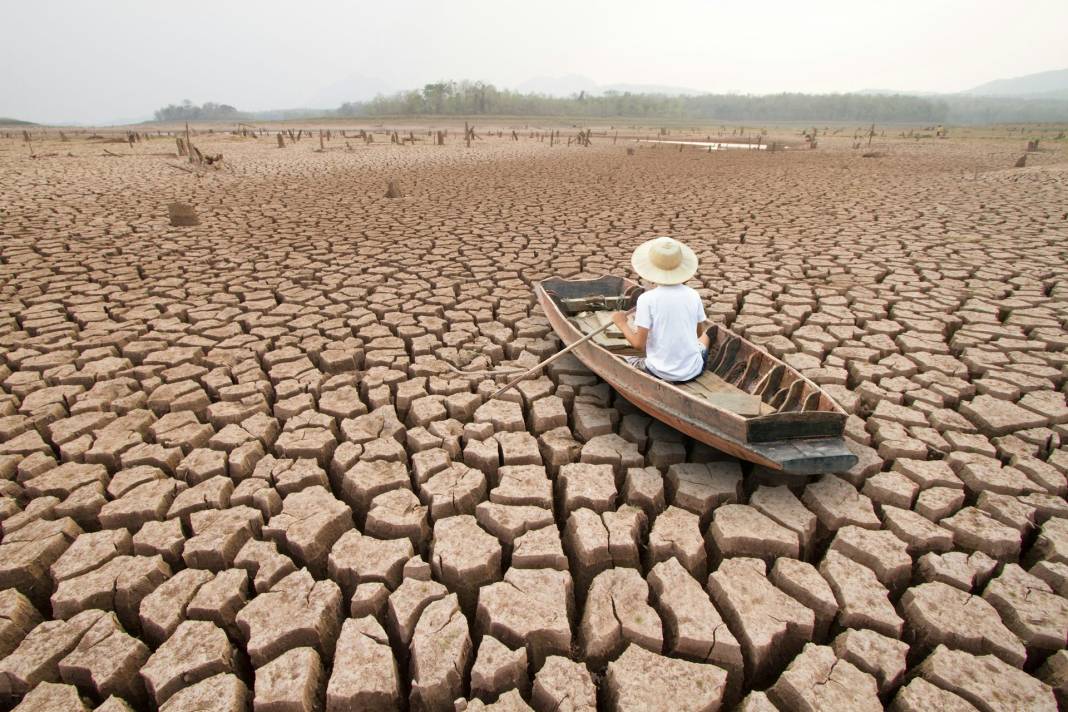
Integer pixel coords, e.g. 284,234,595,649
536,275,858,476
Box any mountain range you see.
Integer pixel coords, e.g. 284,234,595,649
963,68,1068,99
515,68,1068,100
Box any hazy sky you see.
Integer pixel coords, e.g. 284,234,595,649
3,0,1066,124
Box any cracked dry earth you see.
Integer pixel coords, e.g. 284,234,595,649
0,127,1067,712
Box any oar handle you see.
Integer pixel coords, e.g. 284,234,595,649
490,319,615,400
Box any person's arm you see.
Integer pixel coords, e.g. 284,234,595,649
612,311,648,351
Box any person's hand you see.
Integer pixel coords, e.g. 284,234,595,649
611,311,628,329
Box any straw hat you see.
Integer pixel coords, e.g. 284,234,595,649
631,236,698,285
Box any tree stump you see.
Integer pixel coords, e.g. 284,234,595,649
277,133,285,149
168,203,200,227
385,180,404,199
1014,154,1027,168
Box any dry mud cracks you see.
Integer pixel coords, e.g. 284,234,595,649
0,129,1067,711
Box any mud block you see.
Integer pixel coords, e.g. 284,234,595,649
419,462,487,519
960,395,1047,437
645,505,706,581
707,557,815,686
476,567,573,669
512,523,567,571
648,557,742,700
409,594,470,712
982,564,1068,655
914,486,966,521
881,506,954,554
475,400,525,433
386,578,448,649
579,434,643,478
470,635,529,702
51,609,149,704
475,502,554,546
601,505,644,568
410,448,451,485
430,514,502,614
328,529,413,595
571,403,615,442
708,504,800,562
889,677,980,711
537,427,581,476
364,489,430,553
893,458,964,489
495,431,541,467
235,569,341,667
50,529,132,583
646,440,687,469
748,485,817,555
0,589,42,659
622,466,665,520
140,619,234,705
166,475,233,525
158,672,248,712
338,459,410,523
940,507,1021,560
1030,516,1068,566
52,555,170,633
665,462,741,528
916,644,1056,712
828,525,912,593
263,485,353,577
464,438,501,483
558,463,616,514
563,508,611,596
186,569,249,638
0,609,106,696
604,643,727,712
902,581,1024,667
183,505,263,571
234,539,297,594
1038,650,1068,710
98,479,184,531
255,646,322,712
768,643,881,712
230,478,282,521
326,617,399,712
138,568,213,645
820,551,905,641
530,396,567,434
350,582,390,620
916,551,997,592
768,558,838,641
831,628,909,694
11,682,90,712
803,474,881,534
531,655,596,712
491,465,552,509
580,568,662,669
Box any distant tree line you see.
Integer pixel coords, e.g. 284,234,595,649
337,80,1068,123
154,82,1068,125
153,100,247,122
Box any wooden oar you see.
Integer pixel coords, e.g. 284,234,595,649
490,320,615,400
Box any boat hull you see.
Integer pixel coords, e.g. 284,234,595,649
536,278,858,475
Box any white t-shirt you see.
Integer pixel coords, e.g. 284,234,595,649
633,285,708,381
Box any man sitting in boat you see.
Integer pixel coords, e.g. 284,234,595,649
611,236,710,383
